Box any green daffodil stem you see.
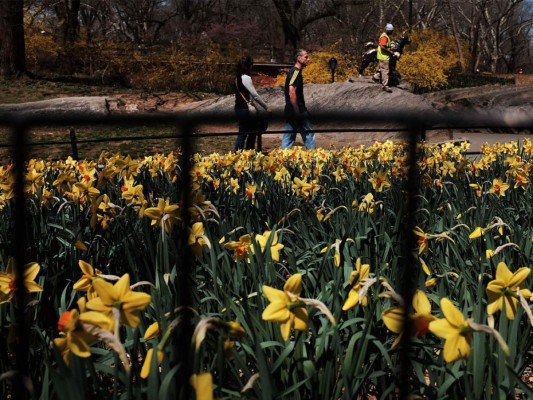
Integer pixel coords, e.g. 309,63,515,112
287,300,305,310
503,288,518,298
158,319,178,351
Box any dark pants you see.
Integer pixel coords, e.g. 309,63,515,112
235,108,258,151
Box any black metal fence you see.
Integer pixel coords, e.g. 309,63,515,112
2,109,531,159
1,109,532,399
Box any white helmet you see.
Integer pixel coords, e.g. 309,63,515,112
385,23,394,32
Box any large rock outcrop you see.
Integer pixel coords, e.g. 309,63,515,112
0,97,110,119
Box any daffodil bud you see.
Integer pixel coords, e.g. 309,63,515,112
144,322,160,340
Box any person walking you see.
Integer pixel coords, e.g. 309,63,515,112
281,49,315,150
376,23,400,93
234,55,271,151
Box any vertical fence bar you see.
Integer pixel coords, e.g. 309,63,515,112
396,126,424,399
257,130,262,153
11,121,30,400
174,118,196,399
69,127,79,160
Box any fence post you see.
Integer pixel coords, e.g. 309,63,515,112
395,126,423,399
69,127,79,160
175,120,195,399
11,122,31,400
257,130,262,152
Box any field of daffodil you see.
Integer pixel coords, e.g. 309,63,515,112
0,139,532,399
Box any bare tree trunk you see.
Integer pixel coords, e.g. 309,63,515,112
0,0,26,78
56,0,81,44
468,4,481,73
66,0,81,44
447,0,466,73
271,0,300,50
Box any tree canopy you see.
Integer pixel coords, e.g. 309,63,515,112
1,0,532,81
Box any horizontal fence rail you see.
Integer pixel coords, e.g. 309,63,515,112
1,108,532,156
0,108,532,399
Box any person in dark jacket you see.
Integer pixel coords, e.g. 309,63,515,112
234,55,270,151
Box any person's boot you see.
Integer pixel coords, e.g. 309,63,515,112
382,86,392,93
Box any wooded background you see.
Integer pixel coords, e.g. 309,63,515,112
1,0,532,88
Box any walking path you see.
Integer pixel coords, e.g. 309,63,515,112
259,130,533,154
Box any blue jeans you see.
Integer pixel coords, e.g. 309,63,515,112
281,117,315,150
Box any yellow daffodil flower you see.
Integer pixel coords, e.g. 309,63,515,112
190,372,214,400
332,166,347,182
274,167,290,184
24,169,43,195
425,277,437,288
469,183,482,197
368,170,391,192
486,261,531,320
296,177,320,199
413,226,429,254
224,321,247,338
358,192,375,214
224,234,252,262
40,187,55,206
121,184,146,209
73,260,102,299
469,226,485,240
350,161,367,180
420,258,431,276
342,258,370,311
96,166,116,190
262,274,308,340
245,183,257,204
382,290,436,348
439,160,456,177
71,181,100,204
0,258,43,304
188,222,211,257
429,298,474,362
320,239,343,267
142,318,183,378
230,177,240,194
140,348,164,379
54,299,112,364
513,172,529,190
315,207,331,222
255,230,284,262
144,322,160,340
490,178,510,197
86,273,151,328
116,155,140,180
52,172,76,193
144,198,180,234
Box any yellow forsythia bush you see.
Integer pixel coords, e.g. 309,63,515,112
25,26,61,69
399,28,469,91
274,47,359,86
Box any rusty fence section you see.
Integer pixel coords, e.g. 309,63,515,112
0,109,532,399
